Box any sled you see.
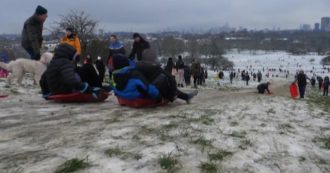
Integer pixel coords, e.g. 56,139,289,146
116,96,168,108
0,95,8,99
48,91,110,103
290,83,298,99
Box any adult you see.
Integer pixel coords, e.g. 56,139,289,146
60,27,81,62
128,33,150,61
176,55,185,87
184,65,191,86
191,59,201,88
296,70,307,99
165,57,174,75
323,76,329,96
107,34,126,80
21,5,48,60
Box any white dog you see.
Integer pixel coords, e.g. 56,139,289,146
0,52,53,86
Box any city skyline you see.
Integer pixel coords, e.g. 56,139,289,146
0,0,329,34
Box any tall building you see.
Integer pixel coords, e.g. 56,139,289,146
300,24,311,31
321,17,330,32
314,23,320,31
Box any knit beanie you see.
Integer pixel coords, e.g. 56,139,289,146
35,5,47,15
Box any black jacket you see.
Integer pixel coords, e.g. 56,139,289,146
21,15,43,54
129,40,150,61
297,73,307,87
40,44,84,95
257,83,270,93
176,59,184,70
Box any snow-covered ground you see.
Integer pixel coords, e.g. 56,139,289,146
0,51,329,173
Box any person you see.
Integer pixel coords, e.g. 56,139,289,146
257,82,271,94
310,76,316,88
317,76,323,91
176,55,185,87
95,56,106,84
40,44,101,99
111,54,197,103
107,34,126,80
191,59,201,88
323,76,329,96
165,57,175,75
184,65,191,86
218,71,224,80
21,5,48,60
60,27,81,62
229,72,234,84
77,56,102,88
245,72,250,86
296,70,307,99
129,33,150,61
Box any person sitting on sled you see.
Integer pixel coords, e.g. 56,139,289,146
257,82,271,94
111,54,198,103
40,43,102,99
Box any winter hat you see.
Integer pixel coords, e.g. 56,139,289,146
66,27,74,32
35,5,47,15
133,33,140,39
54,43,77,60
112,54,129,70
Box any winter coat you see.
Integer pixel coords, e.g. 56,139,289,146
21,15,43,55
129,40,150,61
184,66,191,79
165,60,175,74
176,59,184,70
40,44,85,95
108,41,126,69
191,62,201,77
112,66,160,100
324,77,330,88
297,73,307,87
77,63,102,87
60,34,81,55
257,83,270,93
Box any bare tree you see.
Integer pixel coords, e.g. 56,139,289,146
54,10,98,56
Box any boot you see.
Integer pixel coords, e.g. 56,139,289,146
185,90,198,104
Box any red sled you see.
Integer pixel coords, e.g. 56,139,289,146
290,83,298,99
0,95,8,99
48,92,110,103
116,97,168,108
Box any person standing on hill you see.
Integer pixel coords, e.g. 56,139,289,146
317,76,323,91
229,72,234,84
323,76,329,96
21,5,48,60
107,35,126,80
191,59,201,88
176,55,185,87
296,70,307,99
257,71,262,82
129,33,150,61
245,72,250,86
60,27,81,62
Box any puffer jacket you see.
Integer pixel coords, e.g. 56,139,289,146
41,44,85,95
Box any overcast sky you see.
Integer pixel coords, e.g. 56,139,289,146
0,0,329,34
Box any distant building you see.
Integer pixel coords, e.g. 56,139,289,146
300,24,311,31
314,23,320,31
321,17,330,32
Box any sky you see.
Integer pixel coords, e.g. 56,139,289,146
0,0,329,34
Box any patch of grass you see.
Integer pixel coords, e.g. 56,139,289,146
239,139,253,150
229,131,247,138
158,153,181,173
191,137,213,151
314,137,330,149
208,150,233,161
230,121,239,127
54,157,89,173
279,123,294,132
266,108,276,114
199,161,218,173
307,90,330,113
162,122,179,129
185,115,214,125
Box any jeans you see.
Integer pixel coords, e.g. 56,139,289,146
298,85,306,98
24,47,40,60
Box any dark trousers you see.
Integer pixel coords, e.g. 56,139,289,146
24,47,39,60
324,86,329,96
298,85,306,98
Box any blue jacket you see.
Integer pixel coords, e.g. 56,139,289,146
112,67,160,100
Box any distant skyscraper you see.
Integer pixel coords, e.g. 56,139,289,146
321,17,330,32
314,23,320,31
